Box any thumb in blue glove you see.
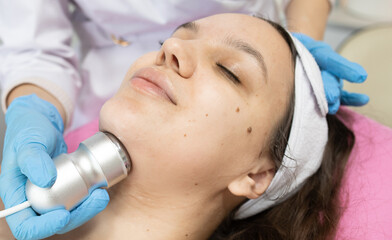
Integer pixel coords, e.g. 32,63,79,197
0,94,109,239
292,32,369,114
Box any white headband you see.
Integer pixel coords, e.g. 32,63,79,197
235,34,329,219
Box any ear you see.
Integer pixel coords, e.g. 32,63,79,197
228,161,275,199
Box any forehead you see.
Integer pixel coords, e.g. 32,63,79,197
194,13,288,52
196,14,276,35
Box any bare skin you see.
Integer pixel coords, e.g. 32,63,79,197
0,198,13,239
6,83,66,125
1,0,331,238
286,0,331,40
3,0,330,126
45,13,294,240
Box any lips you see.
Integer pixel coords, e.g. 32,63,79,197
130,67,177,105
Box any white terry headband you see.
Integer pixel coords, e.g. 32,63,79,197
235,33,329,219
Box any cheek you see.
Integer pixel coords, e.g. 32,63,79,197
157,95,261,183
99,93,173,152
99,78,270,194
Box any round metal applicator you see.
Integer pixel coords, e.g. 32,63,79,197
26,132,131,214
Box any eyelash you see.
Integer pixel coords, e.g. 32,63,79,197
159,40,240,84
216,63,241,84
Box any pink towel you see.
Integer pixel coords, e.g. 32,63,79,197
336,108,392,239
64,118,99,153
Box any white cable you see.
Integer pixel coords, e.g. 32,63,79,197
0,201,31,218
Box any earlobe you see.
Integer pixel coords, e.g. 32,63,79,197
228,168,275,199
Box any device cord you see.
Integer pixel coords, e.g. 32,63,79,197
0,201,31,218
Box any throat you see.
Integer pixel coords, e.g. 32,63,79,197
53,187,229,240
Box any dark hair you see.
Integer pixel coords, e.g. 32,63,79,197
210,18,354,240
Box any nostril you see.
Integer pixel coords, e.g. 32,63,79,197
156,50,166,66
171,54,179,72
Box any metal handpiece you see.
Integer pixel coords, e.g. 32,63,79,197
26,132,131,214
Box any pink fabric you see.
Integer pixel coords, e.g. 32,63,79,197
63,108,392,239
336,108,392,239
64,118,99,153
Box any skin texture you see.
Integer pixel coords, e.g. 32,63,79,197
3,0,330,127
286,0,331,40
99,14,294,202
6,84,67,125
0,13,295,240
0,198,13,239
47,13,294,240
0,2,331,238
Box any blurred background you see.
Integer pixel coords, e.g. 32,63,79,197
0,0,391,160
324,0,392,129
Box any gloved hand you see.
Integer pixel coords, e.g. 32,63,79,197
0,94,109,240
292,32,370,114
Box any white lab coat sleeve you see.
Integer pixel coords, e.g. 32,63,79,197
0,0,82,127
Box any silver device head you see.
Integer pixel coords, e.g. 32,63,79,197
26,132,131,214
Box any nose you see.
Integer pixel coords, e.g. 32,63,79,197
155,38,195,78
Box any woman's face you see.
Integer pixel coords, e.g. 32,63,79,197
100,14,294,200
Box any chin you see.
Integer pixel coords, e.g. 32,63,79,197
99,98,132,144
99,97,154,163
99,100,116,133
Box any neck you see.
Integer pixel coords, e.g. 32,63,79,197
54,182,235,240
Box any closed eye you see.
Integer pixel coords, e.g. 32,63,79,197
217,63,241,84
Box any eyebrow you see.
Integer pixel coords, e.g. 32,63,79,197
174,21,199,33
175,21,268,82
223,36,268,81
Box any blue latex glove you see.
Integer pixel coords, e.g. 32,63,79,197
0,94,109,240
292,33,370,114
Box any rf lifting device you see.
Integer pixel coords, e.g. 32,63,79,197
0,132,131,217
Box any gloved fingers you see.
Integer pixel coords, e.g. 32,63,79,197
9,209,70,240
52,136,68,158
7,94,65,133
341,90,370,106
291,32,315,46
321,71,341,107
0,169,26,208
291,32,368,83
0,148,17,171
13,124,67,159
314,49,367,83
57,189,109,234
328,99,341,115
16,142,57,188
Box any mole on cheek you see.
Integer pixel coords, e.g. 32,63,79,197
247,127,252,134
205,113,208,117
236,107,240,113
184,134,187,137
